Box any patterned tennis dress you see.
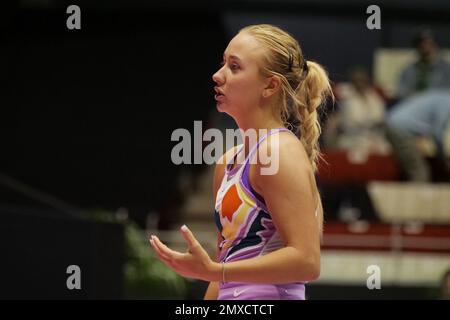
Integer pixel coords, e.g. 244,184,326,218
214,128,307,300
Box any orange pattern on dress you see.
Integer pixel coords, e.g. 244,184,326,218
220,184,242,223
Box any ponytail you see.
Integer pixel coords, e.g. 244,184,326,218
292,61,333,173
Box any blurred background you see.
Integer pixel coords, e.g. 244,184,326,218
1,0,450,299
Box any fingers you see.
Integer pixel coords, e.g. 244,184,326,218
149,236,171,261
151,235,184,261
180,224,200,251
149,236,179,270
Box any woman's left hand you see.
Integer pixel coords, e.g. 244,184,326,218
149,225,220,282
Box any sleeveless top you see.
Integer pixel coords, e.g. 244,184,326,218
214,128,303,264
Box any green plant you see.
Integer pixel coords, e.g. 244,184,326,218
124,221,188,299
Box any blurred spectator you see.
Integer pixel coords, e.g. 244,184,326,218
324,67,391,156
388,89,450,174
440,268,450,300
323,67,434,181
396,28,450,99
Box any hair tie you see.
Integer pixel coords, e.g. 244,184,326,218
287,49,294,71
303,60,309,74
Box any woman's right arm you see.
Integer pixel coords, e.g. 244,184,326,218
203,146,236,300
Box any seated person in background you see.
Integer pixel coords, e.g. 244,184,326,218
324,67,391,157
323,68,435,181
396,28,450,100
388,89,450,172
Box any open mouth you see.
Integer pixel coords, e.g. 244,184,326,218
214,88,225,100
215,93,225,102
214,87,224,95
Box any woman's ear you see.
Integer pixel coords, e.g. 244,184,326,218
262,75,281,98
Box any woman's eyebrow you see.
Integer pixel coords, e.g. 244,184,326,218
223,54,242,62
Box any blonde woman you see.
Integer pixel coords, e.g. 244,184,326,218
149,24,332,300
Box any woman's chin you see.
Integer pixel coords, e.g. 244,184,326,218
216,102,226,112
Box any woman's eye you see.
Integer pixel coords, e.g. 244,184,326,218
219,60,239,71
230,64,239,70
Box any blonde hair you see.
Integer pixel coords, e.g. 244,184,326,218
239,24,333,173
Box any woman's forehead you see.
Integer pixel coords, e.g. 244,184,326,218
224,33,265,62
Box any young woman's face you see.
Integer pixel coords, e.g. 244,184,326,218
212,32,268,117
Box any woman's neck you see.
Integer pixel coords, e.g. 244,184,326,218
233,112,285,157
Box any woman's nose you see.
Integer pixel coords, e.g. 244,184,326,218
212,69,224,86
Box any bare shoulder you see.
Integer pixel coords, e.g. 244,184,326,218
251,131,315,194
259,131,312,173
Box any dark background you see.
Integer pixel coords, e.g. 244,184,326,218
2,1,450,225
